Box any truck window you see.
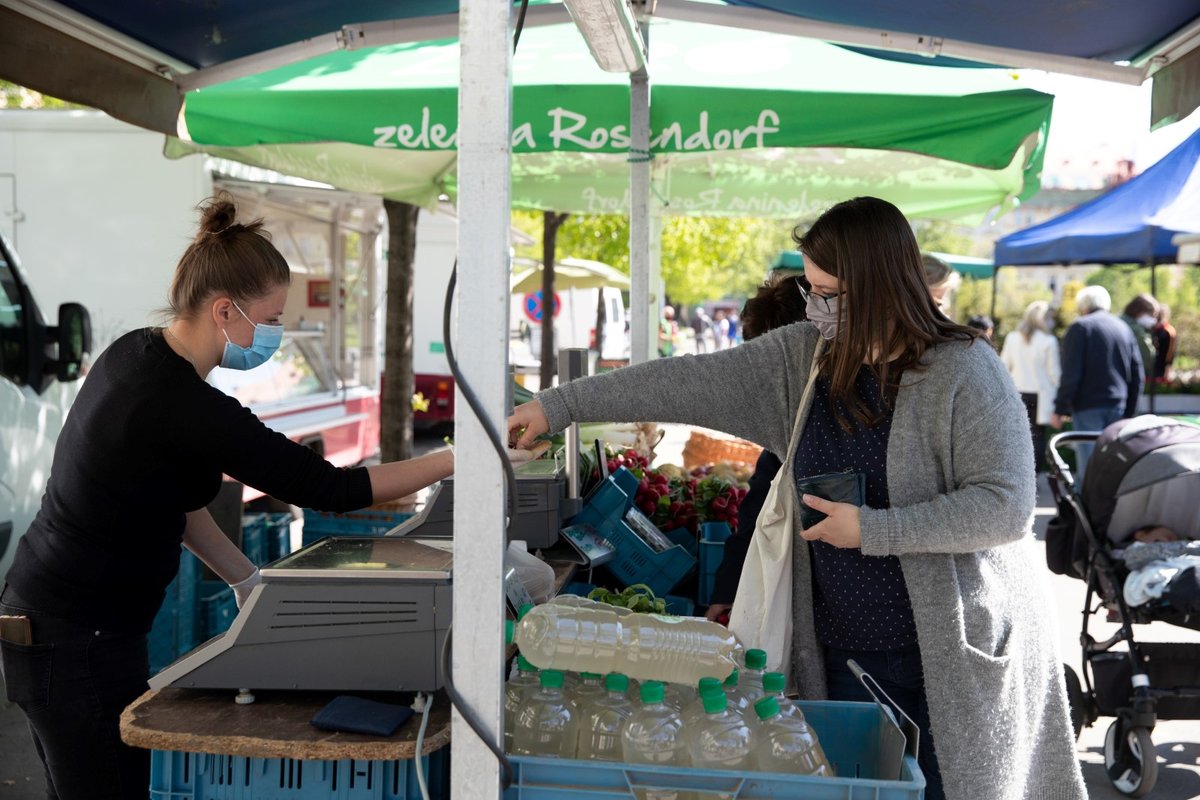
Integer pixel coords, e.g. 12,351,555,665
0,254,27,386
208,333,334,407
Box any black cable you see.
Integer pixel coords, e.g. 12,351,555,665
441,623,515,789
513,0,530,51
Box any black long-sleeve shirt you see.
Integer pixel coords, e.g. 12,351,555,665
6,328,373,631
1054,311,1143,419
711,450,779,606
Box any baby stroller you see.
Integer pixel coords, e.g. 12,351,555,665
1046,415,1200,797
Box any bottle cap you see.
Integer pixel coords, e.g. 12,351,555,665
640,681,665,704
702,692,728,714
518,603,534,620
762,672,786,693
605,673,629,692
581,672,602,681
698,685,725,700
745,649,767,670
697,677,722,693
516,656,538,673
754,696,781,720
504,620,515,644
540,669,565,689
724,668,740,687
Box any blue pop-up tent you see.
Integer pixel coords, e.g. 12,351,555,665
994,125,1200,266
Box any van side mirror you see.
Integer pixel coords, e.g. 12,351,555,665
50,302,92,382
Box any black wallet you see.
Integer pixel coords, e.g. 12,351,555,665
796,470,866,529
310,695,414,736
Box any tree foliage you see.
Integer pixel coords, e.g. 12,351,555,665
512,211,793,305
0,81,85,110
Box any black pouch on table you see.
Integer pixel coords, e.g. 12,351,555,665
795,470,866,530
310,695,415,736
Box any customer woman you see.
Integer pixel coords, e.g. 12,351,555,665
510,197,1085,800
0,195,517,800
1000,300,1061,472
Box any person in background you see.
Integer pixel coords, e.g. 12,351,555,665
1052,285,1143,489
512,196,1085,800
691,307,713,353
0,194,529,800
714,309,730,349
1120,293,1159,378
921,254,961,318
658,305,679,357
1001,301,1061,473
1151,303,1177,382
965,314,994,341
707,273,810,622
726,311,741,346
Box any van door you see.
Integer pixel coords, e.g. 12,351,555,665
601,288,628,360
0,250,51,578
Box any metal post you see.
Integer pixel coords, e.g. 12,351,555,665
628,28,651,364
558,348,588,500
452,1,511,797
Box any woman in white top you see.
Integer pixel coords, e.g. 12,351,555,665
1001,300,1061,471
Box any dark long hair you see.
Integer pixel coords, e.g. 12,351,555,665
793,197,978,428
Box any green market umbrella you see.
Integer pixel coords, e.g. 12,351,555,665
174,18,1053,222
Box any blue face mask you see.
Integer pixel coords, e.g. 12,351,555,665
220,301,283,370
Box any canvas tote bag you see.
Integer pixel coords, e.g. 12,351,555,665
728,341,823,673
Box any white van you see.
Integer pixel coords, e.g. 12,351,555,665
0,232,90,579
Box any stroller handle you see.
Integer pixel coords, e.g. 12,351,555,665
1046,430,1102,491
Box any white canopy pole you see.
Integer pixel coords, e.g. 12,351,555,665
451,0,511,797
628,24,652,364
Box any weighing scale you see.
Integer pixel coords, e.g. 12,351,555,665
149,537,454,693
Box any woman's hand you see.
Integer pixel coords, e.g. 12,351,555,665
508,401,549,449
798,495,862,548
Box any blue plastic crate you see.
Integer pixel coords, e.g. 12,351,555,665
241,513,271,566
697,521,732,607
198,580,238,640
265,511,295,562
504,700,924,800
302,508,416,545
150,748,447,800
559,582,694,617
149,551,202,673
567,468,696,597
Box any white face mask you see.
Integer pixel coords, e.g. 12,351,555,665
805,291,841,340
1137,314,1157,329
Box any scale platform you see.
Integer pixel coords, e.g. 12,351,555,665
149,537,453,693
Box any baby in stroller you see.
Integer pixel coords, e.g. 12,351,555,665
1046,415,1200,797
1050,414,1200,618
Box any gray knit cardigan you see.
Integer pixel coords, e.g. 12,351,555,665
537,321,1086,800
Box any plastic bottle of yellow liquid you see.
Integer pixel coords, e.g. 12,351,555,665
506,604,741,685
681,677,726,727
738,649,768,703
512,669,577,758
752,697,833,776
684,692,756,771
621,681,690,768
569,672,606,717
503,656,541,752
761,672,801,720
576,673,634,761
722,669,755,723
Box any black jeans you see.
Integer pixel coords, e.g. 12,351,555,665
1020,392,1047,472
0,585,150,800
824,644,945,800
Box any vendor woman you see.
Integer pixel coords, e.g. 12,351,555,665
0,193,527,800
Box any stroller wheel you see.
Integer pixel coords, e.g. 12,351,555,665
1062,665,1090,738
1104,719,1158,797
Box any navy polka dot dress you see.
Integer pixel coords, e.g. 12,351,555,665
794,365,918,651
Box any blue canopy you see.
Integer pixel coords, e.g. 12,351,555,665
994,125,1200,266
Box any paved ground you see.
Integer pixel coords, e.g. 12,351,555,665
2,425,1198,797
